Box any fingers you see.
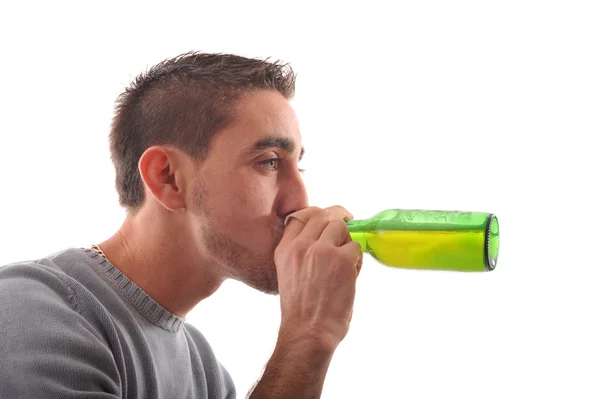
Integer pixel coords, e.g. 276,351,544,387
282,205,353,242
284,205,353,227
318,219,352,247
340,241,363,277
295,216,334,242
282,206,320,240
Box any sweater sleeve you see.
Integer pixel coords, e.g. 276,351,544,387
0,263,121,399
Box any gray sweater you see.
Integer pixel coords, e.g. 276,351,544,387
0,248,236,399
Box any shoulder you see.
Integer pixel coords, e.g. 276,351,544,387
0,248,112,319
0,258,121,397
0,257,114,355
0,258,80,312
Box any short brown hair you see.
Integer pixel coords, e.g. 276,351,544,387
109,51,296,211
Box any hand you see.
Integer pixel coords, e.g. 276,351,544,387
274,205,363,352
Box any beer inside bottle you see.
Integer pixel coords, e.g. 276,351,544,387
346,209,500,272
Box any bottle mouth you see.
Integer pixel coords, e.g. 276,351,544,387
485,215,500,271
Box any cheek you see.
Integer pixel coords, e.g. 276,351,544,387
220,178,279,238
200,168,278,226
230,173,276,214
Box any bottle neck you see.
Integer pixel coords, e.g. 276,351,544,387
346,219,372,253
345,219,374,232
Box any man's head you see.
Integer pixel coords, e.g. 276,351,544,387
109,51,308,294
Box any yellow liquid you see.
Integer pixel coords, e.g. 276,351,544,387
350,230,487,272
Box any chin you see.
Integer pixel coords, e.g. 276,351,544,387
245,278,279,295
243,259,280,295
220,249,280,295
206,223,282,295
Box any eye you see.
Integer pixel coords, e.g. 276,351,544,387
258,158,282,171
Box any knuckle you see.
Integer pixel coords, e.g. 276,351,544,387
296,207,330,223
344,242,362,262
332,204,350,213
350,241,361,251
301,206,320,216
315,214,333,225
327,205,346,212
317,209,334,220
329,218,349,230
325,205,351,220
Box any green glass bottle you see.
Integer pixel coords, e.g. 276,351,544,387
346,209,500,272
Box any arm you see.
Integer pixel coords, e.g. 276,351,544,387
249,206,363,399
248,331,334,398
0,263,120,398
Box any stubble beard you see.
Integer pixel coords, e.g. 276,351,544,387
193,178,282,295
202,220,282,295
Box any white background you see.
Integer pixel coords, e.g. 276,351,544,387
1,1,599,398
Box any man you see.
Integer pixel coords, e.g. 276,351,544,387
0,51,363,398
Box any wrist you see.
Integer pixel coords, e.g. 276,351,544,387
276,324,339,358
247,325,338,398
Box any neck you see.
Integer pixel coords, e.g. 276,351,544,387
97,206,224,318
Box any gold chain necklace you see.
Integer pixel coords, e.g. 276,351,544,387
90,244,107,259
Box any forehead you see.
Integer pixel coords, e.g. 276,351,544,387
212,90,302,154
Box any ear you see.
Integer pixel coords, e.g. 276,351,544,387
138,146,187,211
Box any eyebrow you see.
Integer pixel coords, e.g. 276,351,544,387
248,136,305,160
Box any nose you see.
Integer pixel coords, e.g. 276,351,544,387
278,170,309,219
